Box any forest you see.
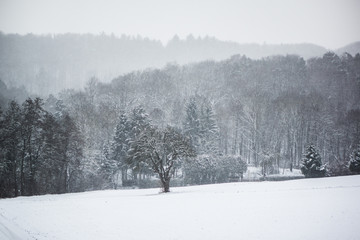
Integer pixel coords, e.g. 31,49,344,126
1,50,360,197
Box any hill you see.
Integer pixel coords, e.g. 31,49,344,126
1,175,359,240
336,41,360,56
0,33,329,95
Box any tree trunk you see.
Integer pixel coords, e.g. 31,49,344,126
160,175,170,193
20,139,26,196
13,157,18,197
162,179,170,193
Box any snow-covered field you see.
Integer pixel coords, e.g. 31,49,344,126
1,176,360,240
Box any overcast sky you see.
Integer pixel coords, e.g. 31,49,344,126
0,0,359,49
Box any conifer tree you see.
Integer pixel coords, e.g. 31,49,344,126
99,143,118,188
111,112,131,183
0,101,22,197
127,106,151,179
301,144,326,178
349,145,360,173
199,102,219,155
183,97,201,151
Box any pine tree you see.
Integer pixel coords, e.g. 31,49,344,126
301,144,326,178
20,98,46,195
0,101,22,197
199,102,219,155
349,145,360,173
129,106,150,138
183,97,201,151
127,106,151,180
111,112,131,183
99,143,118,188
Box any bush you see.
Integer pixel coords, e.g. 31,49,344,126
183,155,247,185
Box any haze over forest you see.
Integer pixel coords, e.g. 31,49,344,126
1,1,360,240
0,32,360,97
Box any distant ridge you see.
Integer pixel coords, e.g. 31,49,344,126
0,32,358,94
336,41,360,56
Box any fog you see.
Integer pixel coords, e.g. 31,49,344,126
1,0,359,49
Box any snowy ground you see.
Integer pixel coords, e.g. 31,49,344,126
1,176,360,240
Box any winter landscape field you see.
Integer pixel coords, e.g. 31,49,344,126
1,1,360,240
1,175,359,240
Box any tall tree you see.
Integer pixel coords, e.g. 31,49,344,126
111,112,131,183
20,98,45,195
127,106,151,179
58,114,84,193
0,101,22,197
199,101,219,155
183,97,201,151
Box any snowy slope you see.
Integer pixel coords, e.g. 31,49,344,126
1,176,360,240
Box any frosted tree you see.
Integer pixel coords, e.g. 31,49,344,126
184,155,218,185
99,144,119,189
129,106,150,138
128,126,195,192
183,97,201,151
127,106,151,180
349,145,360,173
301,144,326,178
111,112,131,183
222,155,248,181
199,102,220,155
57,113,84,193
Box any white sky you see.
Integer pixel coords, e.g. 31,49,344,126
0,0,359,49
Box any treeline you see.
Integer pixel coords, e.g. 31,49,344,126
1,51,360,197
0,98,84,198
56,52,360,181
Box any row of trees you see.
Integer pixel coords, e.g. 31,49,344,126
300,143,360,178
100,106,247,192
1,51,360,196
0,98,83,198
51,52,359,189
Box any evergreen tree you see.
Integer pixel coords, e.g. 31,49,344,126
0,101,22,197
99,143,119,188
183,97,201,151
20,98,46,195
301,144,326,178
199,102,219,154
127,106,151,179
349,145,360,173
111,112,131,183
129,106,150,138
0,98,84,197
